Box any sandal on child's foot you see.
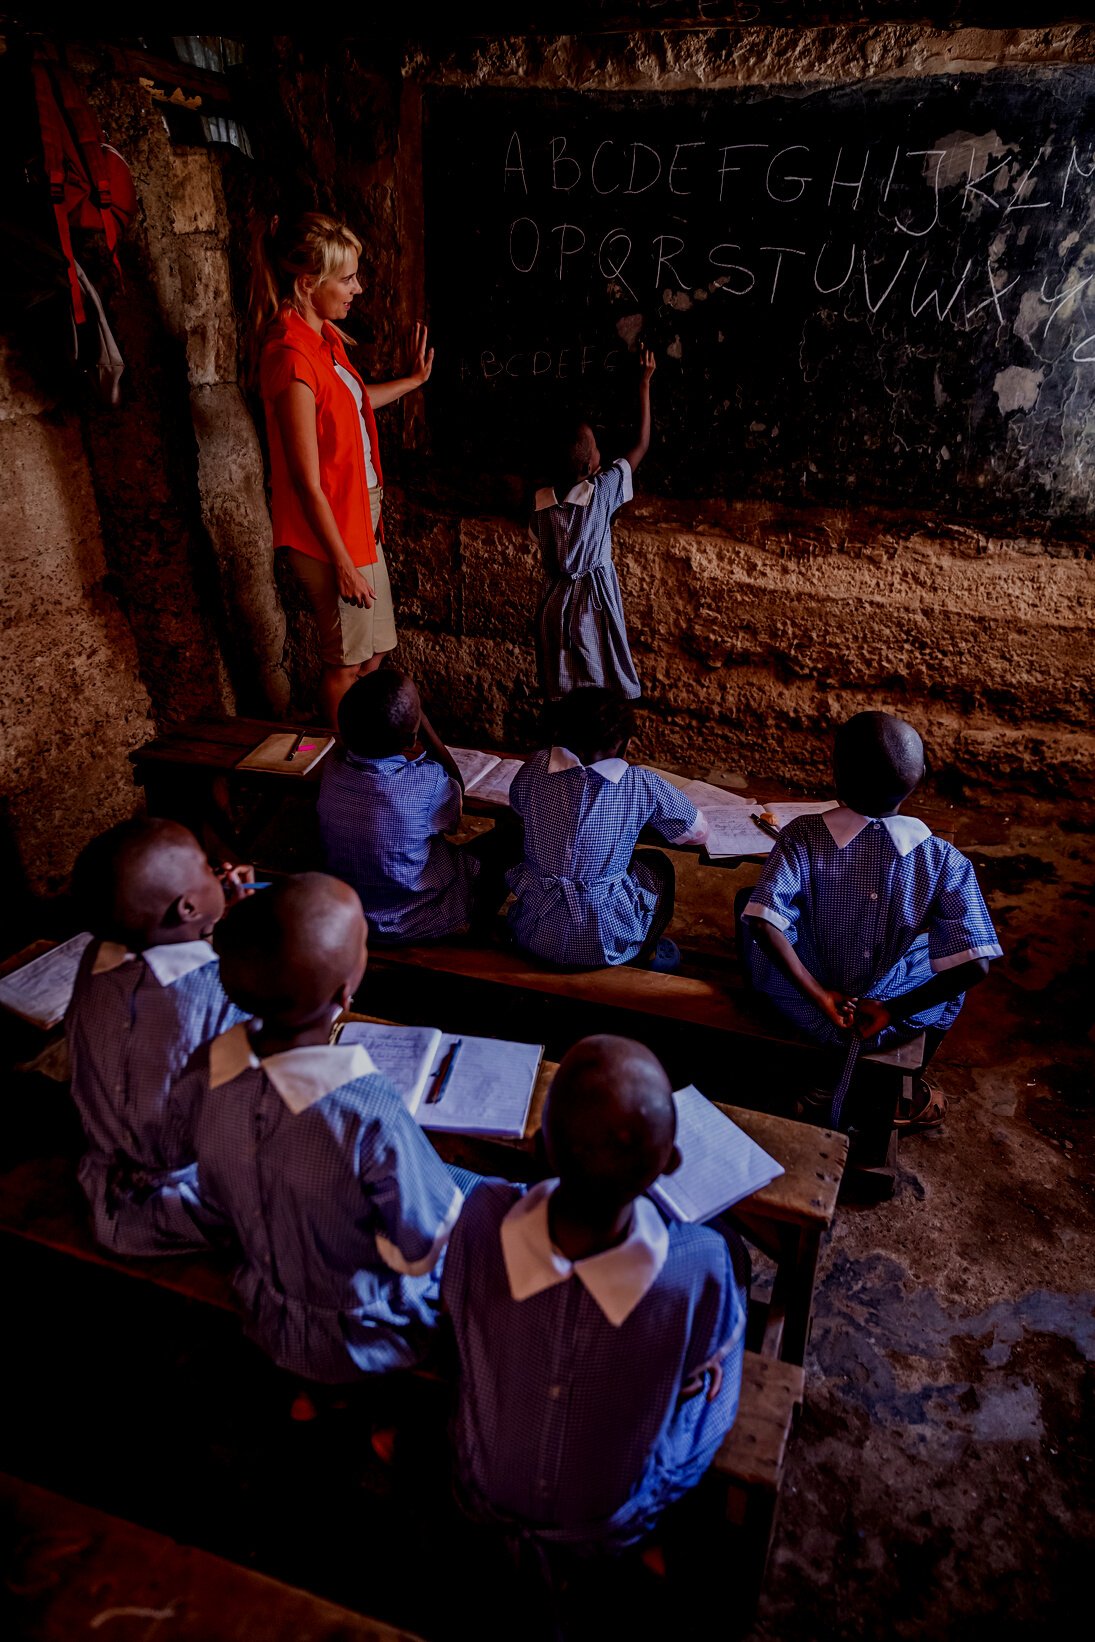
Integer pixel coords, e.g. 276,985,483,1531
894,1079,947,1132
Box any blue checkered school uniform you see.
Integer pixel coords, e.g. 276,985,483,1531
742,809,1003,1047
441,1178,745,1549
65,938,248,1256
317,748,480,943
180,1026,462,1382
506,748,700,967
531,457,642,700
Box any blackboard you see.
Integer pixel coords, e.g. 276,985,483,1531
423,72,1095,524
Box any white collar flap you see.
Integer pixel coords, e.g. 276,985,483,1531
534,478,595,511
92,938,216,984
142,940,218,986
261,1043,378,1115
500,1180,669,1327
546,747,628,784
824,807,932,857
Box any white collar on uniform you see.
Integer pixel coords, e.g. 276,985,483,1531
533,478,595,511
208,1021,377,1113
547,746,629,784
500,1179,669,1327
91,938,217,985
823,806,932,857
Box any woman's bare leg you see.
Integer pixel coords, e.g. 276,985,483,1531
320,663,363,728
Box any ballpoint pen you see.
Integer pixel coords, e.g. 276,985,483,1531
427,1039,463,1104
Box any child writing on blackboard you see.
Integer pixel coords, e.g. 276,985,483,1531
530,347,655,701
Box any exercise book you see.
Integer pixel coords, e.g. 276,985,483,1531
449,748,525,805
757,800,839,828
705,807,775,859
648,768,755,813
0,933,94,1030
649,1084,784,1223
236,733,334,776
337,1021,542,1138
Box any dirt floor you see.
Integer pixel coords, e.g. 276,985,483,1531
687,789,1094,1640
2,784,1092,1639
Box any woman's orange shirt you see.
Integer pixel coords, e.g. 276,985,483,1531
259,305,382,567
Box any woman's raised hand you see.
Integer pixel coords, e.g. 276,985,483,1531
336,557,375,609
411,322,435,385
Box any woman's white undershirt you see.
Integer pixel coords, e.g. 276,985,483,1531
334,363,380,489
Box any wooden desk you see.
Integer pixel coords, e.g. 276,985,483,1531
344,1013,846,1367
130,716,769,864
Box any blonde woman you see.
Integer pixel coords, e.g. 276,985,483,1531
249,212,433,724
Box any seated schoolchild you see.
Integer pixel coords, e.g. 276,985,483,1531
506,688,707,971
65,818,251,1256
441,1034,746,1553
318,670,515,943
175,873,464,1382
741,710,1003,1129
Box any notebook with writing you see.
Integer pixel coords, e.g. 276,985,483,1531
337,1021,541,1138
649,1084,784,1223
0,933,94,1029
449,748,525,805
335,1022,442,1116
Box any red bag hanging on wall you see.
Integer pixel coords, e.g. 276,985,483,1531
30,43,136,324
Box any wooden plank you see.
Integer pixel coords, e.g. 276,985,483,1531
0,1156,238,1313
715,1107,847,1230
713,1356,804,1494
372,943,921,1070
2,1473,424,1642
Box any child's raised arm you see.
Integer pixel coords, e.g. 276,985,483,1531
363,323,435,410
621,346,656,473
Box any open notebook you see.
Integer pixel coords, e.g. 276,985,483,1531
336,1020,542,1138
649,1084,784,1223
705,798,840,858
450,747,525,805
0,933,94,1029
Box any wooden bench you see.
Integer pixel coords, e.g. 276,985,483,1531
2,1472,425,1641
367,941,922,1197
0,1150,802,1621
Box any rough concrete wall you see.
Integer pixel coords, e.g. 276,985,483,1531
0,336,155,896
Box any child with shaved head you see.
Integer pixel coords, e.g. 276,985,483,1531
441,1034,746,1551
742,710,1002,1128
318,669,515,944
65,818,251,1255
174,873,463,1381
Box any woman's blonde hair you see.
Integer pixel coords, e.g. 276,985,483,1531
245,210,363,380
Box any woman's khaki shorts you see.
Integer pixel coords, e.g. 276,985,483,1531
287,488,397,667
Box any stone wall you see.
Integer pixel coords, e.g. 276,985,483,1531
0,333,155,900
